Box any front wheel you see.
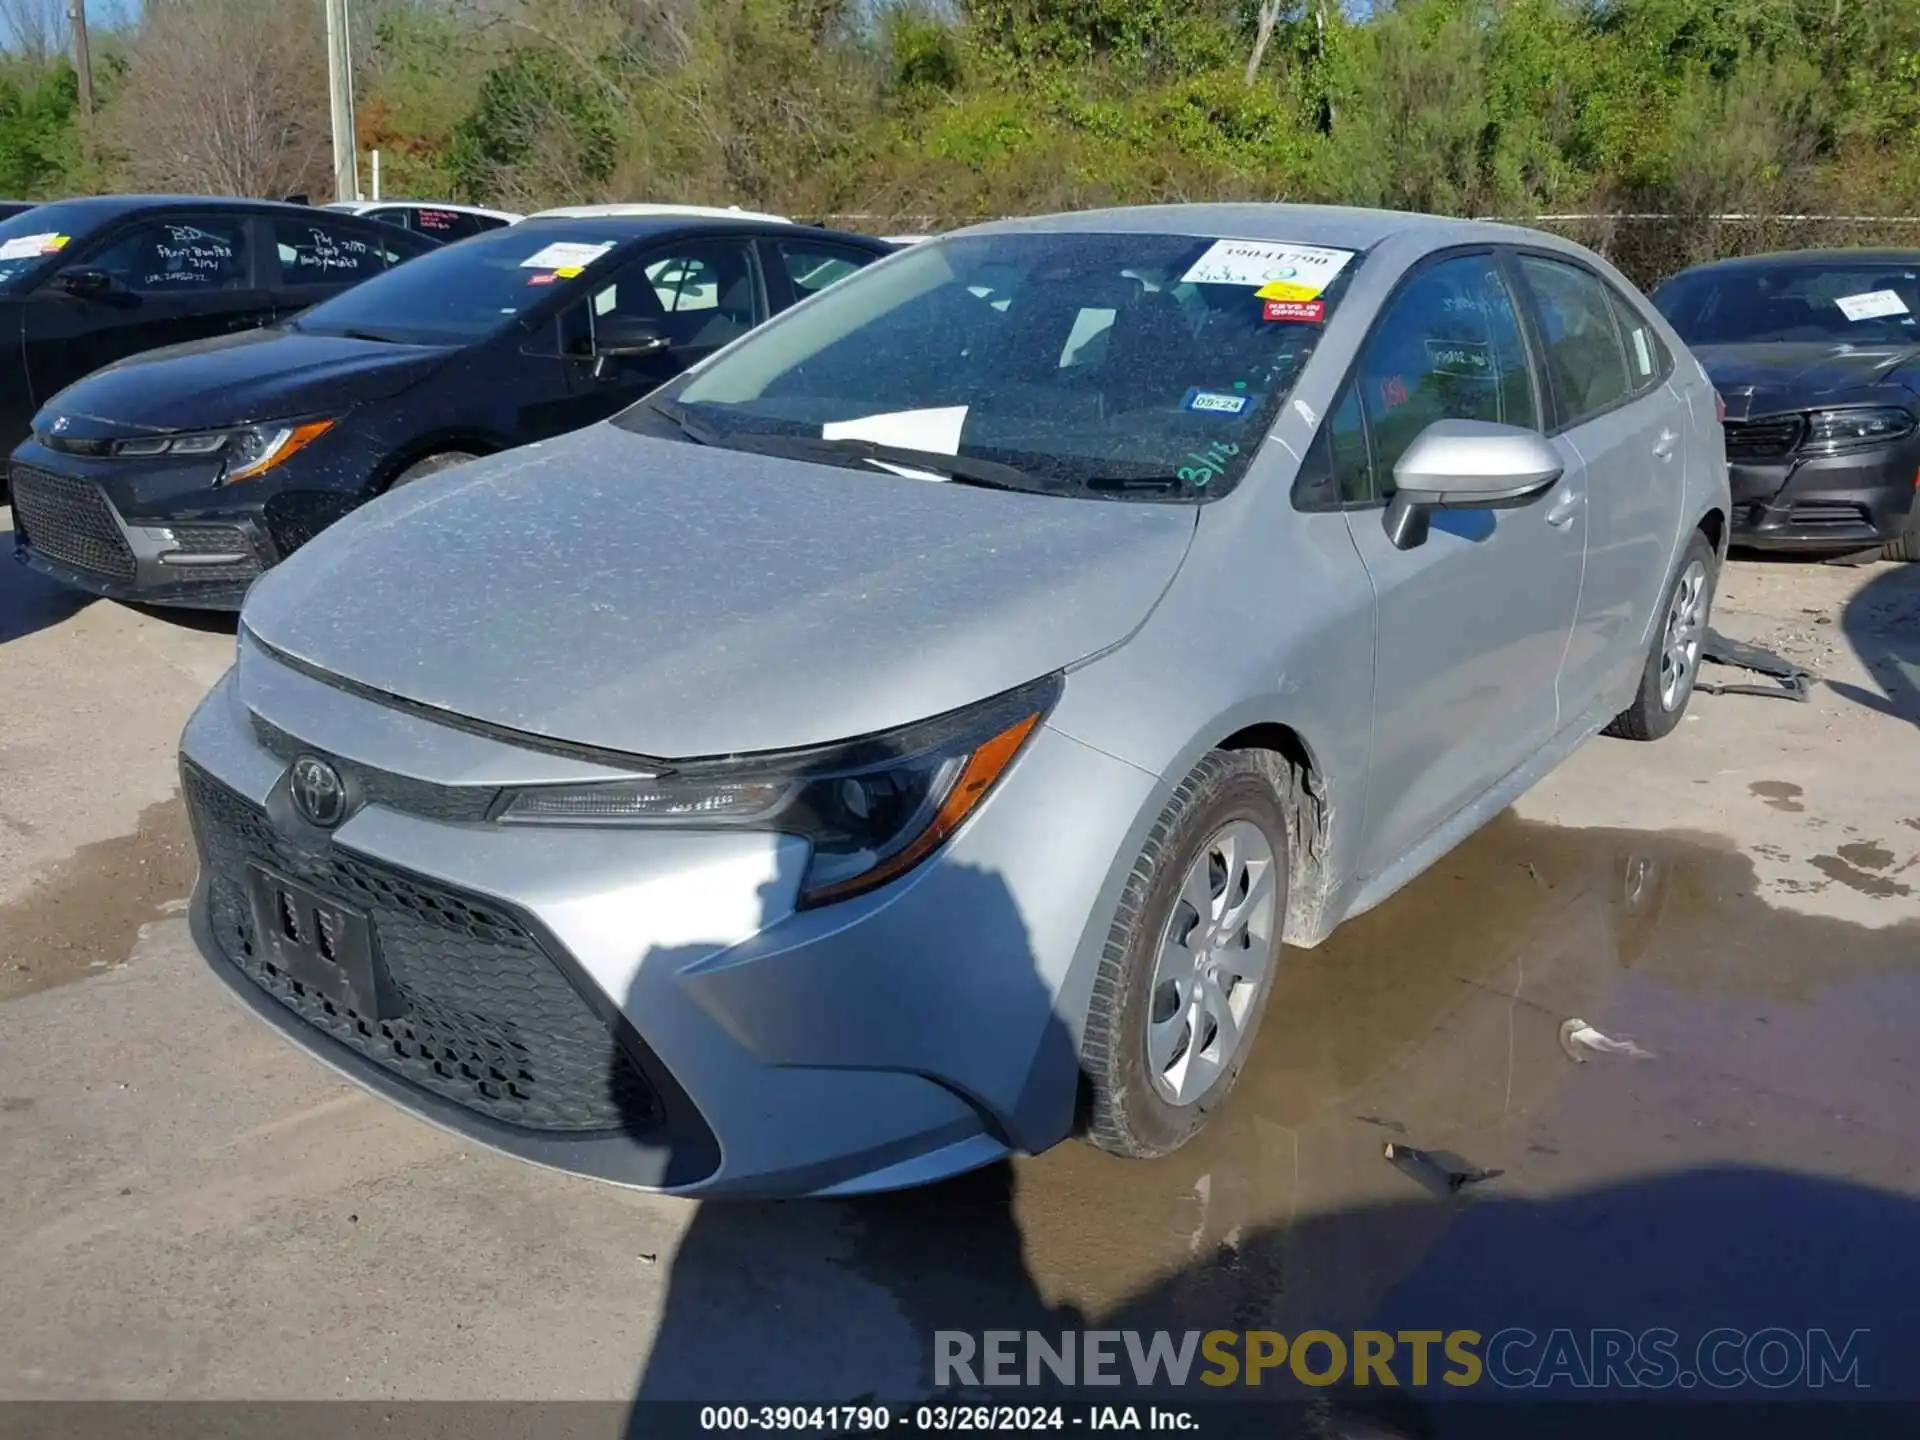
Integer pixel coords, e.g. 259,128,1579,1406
1884,497,1920,562
1603,530,1717,742
1080,750,1289,1160
387,451,479,489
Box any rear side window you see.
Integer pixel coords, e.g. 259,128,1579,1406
412,208,489,241
1350,254,1539,500
776,240,875,303
272,217,382,285
362,207,412,232
1517,255,1633,427
1606,286,1671,395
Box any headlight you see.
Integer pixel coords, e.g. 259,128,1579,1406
109,419,335,482
1803,407,1915,453
493,674,1062,908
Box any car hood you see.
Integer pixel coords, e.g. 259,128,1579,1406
241,425,1199,759
1695,342,1920,416
41,327,454,434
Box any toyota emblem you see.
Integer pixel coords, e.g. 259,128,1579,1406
289,755,347,829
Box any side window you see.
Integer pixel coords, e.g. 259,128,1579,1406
1517,255,1633,426
629,240,760,350
1292,381,1373,510
85,217,249,293
1606,286,1670,396
776,240,875,304
413,208,486,242
272,217,381,286
362,207,413,232
1354,254,1539,497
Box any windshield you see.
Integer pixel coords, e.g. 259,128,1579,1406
292,227,624,345
1655,261,1920,346
626,230,1359,499
0,201,112,293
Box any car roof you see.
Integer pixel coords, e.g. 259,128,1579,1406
499,214,884,248
1668,248,1920,277
17,194,349,220
961,202,1558,252
526,203,792,225
325,200,522,220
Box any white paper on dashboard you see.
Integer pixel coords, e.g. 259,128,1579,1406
519,240,615,271
0,233,59,260
821,405,968,456
1834,289,1910,321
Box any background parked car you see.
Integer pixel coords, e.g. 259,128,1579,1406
1653,248,1920,561
322,199,521,242
0,201,36,222
0,196,438,463
10,214,892,609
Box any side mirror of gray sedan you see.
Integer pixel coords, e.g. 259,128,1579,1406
1383,419,1565,550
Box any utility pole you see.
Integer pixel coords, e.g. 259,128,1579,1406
324,0,359,202
67,0,93,162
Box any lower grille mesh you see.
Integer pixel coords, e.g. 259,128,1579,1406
9,465,136,582
184,762,662,1134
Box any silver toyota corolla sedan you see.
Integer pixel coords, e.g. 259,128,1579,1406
179,204,1729,1197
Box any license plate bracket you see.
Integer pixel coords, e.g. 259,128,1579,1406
245,865,402,1020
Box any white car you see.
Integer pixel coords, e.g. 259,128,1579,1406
323,200,521,243
525,203,792,226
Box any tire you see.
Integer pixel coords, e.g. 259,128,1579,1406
387,451,478,489
1080,749,1290,1160
1603,529,1717,742
1884,499,1919,562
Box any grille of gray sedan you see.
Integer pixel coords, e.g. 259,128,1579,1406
248,712,499,823
1721,415,1804,461
9,464,137,582
182,760,664,1135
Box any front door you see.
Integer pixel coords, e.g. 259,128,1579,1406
1335,251,1587,879
22,212,270,412
1512,252,1689,718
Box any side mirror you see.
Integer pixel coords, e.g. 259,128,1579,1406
50,267,113,299
1382,419,1564,550
592,316,670,360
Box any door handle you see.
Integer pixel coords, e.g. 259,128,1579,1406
1653,428,1678,459
1544,486,1583,529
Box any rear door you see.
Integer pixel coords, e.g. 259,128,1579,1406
1313,250,1585,879
1511,253,1687,718
20,210,268,408
762,236,883,312
555,234,766,429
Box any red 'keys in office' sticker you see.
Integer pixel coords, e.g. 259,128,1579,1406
1263,299,1325,323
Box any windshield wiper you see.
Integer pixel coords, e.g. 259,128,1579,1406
733,434,1046,491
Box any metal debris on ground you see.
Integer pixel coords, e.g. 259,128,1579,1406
1559,1017,1655,1063
1696,627,1815,702
1381,1142,1502,1196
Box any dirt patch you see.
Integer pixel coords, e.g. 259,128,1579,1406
1837,840,1898,871
1810,853,1914,900
0,795,197,1003
1750,780,1805,812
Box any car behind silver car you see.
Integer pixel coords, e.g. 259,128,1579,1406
178,204,1730,1197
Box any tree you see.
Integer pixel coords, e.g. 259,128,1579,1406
101,0,330,198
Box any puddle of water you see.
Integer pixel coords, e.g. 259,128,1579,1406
1749,780,1804,812
0,795,196,1003
827,813,1920,1343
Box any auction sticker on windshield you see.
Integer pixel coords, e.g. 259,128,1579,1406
520,240,616,278
1834,289,1911,322
1182,240,1355,301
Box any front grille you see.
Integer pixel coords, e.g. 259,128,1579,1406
248,713,499,823
1723,416,1804,461
8,465,136,582
162,523,262,584
183,761,662,1134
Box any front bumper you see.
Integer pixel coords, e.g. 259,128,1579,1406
178,637,1157,1198
1728,438,1920,551
9,454,272,609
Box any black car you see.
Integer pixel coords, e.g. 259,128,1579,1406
10,214,891,608
0,195,438,459
1654,249,1920,560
